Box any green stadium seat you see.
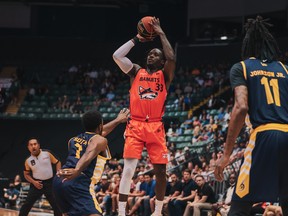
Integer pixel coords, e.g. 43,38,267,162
114,107,121,113
107,107,113,113
63,113,72,119
34,108,44,114
108,113,117,118
168,137,177,143
56,114,65,119
167,112,175,117
49,113,57,119
18,113,27,118
27,113,37,119
176,136,185,142
71,113,81,119
42,113,50,119
102,113,109,118
184,129,193,135
180,111,188,117
99,107,107,113
184,136,192,142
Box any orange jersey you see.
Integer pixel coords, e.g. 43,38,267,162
129,68,167,121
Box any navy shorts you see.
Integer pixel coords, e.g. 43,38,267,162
53,174,102,216
233,124,288,202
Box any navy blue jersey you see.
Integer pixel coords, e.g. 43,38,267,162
63,132,111,184
242,58,288,128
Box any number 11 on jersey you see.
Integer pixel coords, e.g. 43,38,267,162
261,77,281,107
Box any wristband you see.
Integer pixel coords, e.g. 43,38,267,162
131,36,139,45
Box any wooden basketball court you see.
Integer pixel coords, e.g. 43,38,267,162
0,207,53,216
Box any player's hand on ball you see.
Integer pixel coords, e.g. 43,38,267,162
150,17,164,36
136,34,154,42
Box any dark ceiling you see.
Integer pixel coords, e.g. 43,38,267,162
0,0,181,7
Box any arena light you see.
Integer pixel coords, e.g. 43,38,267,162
220,36,228,40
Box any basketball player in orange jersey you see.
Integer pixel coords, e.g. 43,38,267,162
113,17,175,216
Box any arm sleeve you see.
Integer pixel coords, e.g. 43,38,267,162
112,40,134,73
230,62,247,90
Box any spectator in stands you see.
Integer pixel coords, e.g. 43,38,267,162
127,174,146,214
175,84,182,97
209,152,217,171
192,117,201,128
166,121,182,137
111,175,121,215
182,116,194,130
168,169,197,216
106,89,116,101
53,96,63,110
127,172,156,216
212,173,236,216
13,174,22,192
199,110,209,125
161,173,182,216
217,107,225,121
71,96,83,114
175,149,185,165
200,163,210,182
191,164,202,180
61,95,70,110
183,174,216,216
3,182,19,208
9,75,20,105
27,87,35,102
184,82,193,94
216,150,223,162
183,93,192,111
96,175,112,214
207,95,216,109
195,76,204,87
184,147,192,162
0,93,5,112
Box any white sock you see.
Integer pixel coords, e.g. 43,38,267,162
154,199,164,215
118,201,127,215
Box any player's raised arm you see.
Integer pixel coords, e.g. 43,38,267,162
150,17,175,88
102,108,130,137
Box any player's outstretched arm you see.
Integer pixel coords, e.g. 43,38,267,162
102,108,130,137
214,85,248,181
58,136,107,181
151,17,175,88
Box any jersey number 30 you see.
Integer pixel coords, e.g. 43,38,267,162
261,77,281,107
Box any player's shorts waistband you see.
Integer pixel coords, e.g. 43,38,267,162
254,123,288,133
130,116,162,122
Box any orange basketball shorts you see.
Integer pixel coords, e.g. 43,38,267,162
123,119,168,164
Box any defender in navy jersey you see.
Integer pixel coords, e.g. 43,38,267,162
53,109,129,216
214,16,288,216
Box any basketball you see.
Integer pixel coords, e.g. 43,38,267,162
137,16,157,39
